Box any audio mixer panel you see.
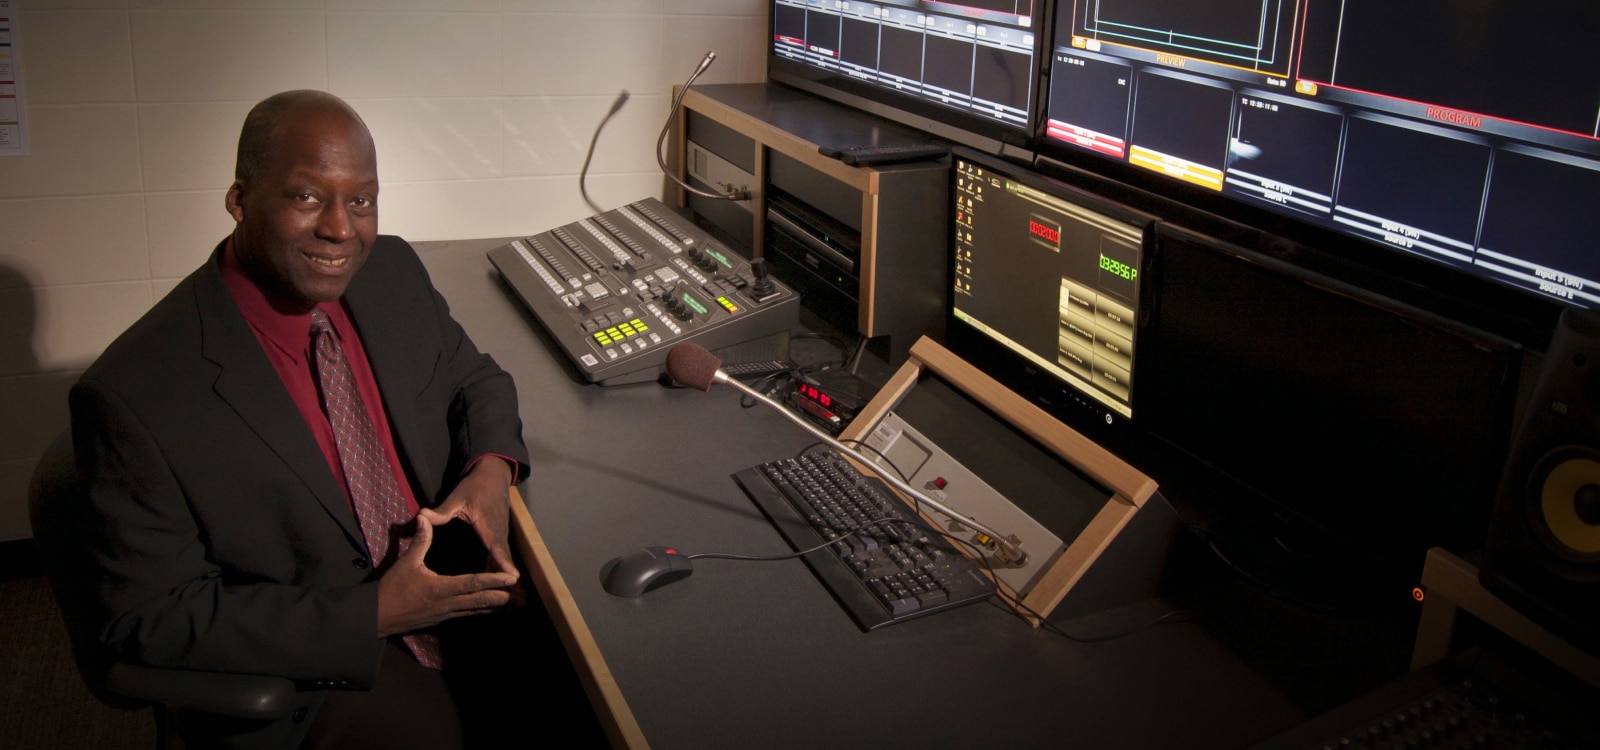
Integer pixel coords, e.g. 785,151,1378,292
488,198,800,385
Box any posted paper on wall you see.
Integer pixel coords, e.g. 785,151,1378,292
0,0,26,156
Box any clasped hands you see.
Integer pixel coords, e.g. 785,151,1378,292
376,456,519,638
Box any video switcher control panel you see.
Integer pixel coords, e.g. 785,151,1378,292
488,198,799,385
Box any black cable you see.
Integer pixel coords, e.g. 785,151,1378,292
1037,607,1195,643
737,368,800,410
830,438,908,481
794,443,953,551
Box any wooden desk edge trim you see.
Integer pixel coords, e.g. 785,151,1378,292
907,337,1158,507
1019,496,1141,622
1414,547,1600,688
841,337,1157,625
510,490,650,749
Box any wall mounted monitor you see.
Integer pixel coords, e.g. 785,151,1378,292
946,147,1157,436
768,0,1045,153
1038,0,1600,312
1139,223,1523,599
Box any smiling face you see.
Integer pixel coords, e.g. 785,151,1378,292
226,99,379,310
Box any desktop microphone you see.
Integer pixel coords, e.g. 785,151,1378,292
655,52,750,202
579,89,632,214
662,342,1029,566
663,342,722,391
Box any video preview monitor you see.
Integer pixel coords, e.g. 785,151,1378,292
947,147,1156,434
1038,0,1600,311
768,0,1044,153
1139,223,1523,598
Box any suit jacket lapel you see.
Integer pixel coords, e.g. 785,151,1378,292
192,244,366,547
344,239,442,503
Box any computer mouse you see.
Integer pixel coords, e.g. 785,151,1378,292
600,546,694,597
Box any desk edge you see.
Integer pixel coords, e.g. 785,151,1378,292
511,488,650,749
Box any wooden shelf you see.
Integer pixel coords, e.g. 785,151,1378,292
674,83,949,361
1412,546,1600,688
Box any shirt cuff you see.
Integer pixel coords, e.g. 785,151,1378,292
464,453,524,485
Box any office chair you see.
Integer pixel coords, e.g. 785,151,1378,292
28,430,297,748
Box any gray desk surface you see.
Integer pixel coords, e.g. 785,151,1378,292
417,237,1310,749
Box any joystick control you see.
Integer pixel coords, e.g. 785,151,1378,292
749,257,779,303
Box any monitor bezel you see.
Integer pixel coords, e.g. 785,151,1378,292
1136,221,1526,585
944,146,1160,443
1028,0,1589,326
765,0,1052,156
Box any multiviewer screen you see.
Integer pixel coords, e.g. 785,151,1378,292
1043,0,1600,308
951,154,1146,419
772,0,1038,130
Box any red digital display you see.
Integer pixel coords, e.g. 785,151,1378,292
1029,219,1060,244
799,383,832,407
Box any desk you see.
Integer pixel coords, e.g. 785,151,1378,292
417,237,1321,749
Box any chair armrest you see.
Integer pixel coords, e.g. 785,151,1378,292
105,662,298,721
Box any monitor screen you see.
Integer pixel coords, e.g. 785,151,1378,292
947,148,1156,432
1139,223,1523,589
768,0,1043,150
1038,0,1600,311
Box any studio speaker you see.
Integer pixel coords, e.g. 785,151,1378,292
1481,308,1600,652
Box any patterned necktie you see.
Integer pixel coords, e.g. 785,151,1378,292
309,309,441,668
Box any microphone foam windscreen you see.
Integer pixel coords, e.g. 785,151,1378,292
664,343,722,391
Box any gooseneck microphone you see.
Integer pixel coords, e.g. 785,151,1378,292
579,89,631,215
655,51,750,202
663,342,1029,567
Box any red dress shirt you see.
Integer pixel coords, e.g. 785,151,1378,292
219,239,424,525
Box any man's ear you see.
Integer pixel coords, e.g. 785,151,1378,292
224,180,246,223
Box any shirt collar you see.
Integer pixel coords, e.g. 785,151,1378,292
219,236,345,364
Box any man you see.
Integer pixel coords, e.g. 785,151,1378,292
67,90,530,748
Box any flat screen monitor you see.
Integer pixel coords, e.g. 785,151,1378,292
947,147,1156,434
1139,224,1523,599
1038,0,1600,311
768,0,1044,152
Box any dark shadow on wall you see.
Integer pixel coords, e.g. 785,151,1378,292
0,263,80,547
0,266,157,746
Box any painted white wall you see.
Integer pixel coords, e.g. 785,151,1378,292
0,0,769,541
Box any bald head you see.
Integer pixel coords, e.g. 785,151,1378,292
225,90,380,309
235,90,372,183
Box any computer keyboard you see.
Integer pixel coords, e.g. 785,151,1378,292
732,450,997,631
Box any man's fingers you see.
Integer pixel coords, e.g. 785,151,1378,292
416,506,451,526
442,584,512,613
402,512,434,559
435,570,517,596
486,543,519,579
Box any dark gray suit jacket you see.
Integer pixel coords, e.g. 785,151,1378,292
66,235,529,745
